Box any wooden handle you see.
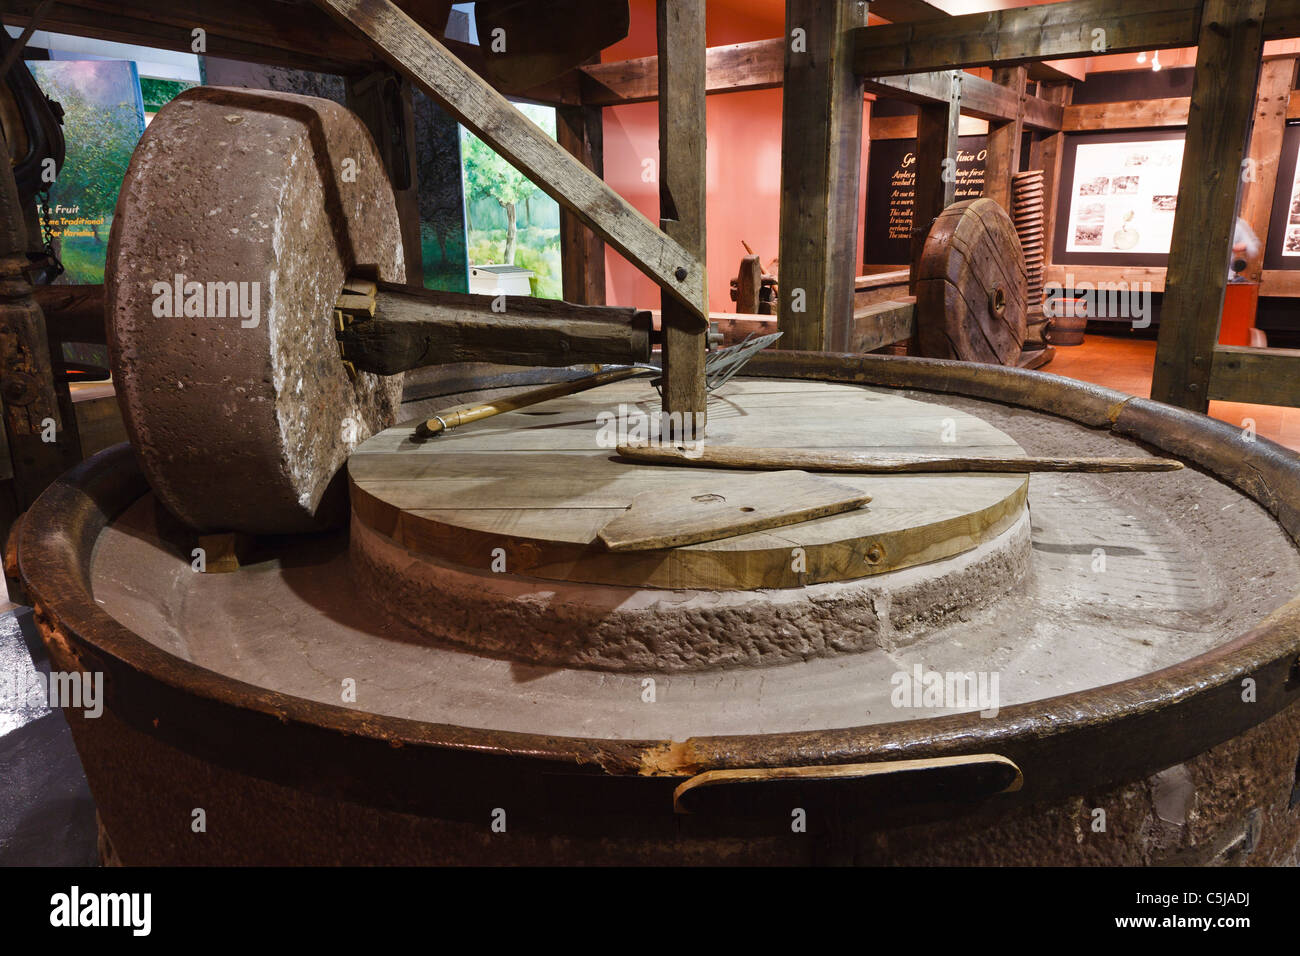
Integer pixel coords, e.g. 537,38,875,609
417,366,649,437
673,754,1023,816
339,281,653,376
618,443,1184,474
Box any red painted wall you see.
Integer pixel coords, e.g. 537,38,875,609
599,1,871,314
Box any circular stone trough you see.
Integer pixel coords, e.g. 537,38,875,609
19,353,1300,865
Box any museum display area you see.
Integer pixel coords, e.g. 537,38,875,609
3,0,1300,892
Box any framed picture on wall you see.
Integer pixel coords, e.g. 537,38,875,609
1052,129,1186,267
1263,121,1300,271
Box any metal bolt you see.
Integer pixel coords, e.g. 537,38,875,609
675,267,688,281
865,545,884,564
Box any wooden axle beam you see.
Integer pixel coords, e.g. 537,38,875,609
335,282,652,376
314,0,708,326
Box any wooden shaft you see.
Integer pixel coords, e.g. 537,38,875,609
338,281,653,375
617,442,1184,474
417,367,648,437
657,0,708,439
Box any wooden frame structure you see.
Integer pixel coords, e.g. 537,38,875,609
7,0,1300,441
856,0,1300,413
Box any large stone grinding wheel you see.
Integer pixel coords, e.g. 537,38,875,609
106,87,405,535
915,197,1028,366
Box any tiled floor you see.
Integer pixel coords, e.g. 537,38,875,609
1047,334,1300,453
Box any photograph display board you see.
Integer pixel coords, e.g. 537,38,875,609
1053,129,1186,267
1054,129,1185,266
1264,121,1300,271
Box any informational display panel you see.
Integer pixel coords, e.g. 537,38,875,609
1053,130,1186,266
1264,122,1300,271
864,135,987,266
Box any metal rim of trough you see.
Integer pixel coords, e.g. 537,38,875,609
19,351,1300,820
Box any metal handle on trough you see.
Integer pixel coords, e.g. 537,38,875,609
672,753,1023,816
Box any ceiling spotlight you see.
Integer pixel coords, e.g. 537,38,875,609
1137,52,1148,64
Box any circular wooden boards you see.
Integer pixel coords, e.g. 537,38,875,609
915,198,1028,365
349,378,1029,591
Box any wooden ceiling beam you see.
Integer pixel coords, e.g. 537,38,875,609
854,0,1300,76
575,37,1061,130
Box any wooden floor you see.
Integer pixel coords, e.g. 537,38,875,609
1048,334,1300,453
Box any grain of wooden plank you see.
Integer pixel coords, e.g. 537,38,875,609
597,471,872,551
1063,97,1190,131
312,0,707,321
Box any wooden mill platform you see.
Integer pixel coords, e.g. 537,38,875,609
348,378,1030,591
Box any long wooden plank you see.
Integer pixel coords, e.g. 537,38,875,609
853,0,1300,76
1152,0,1267,413
657,0,709,435
597,471,872,552
1064,97,1190,131
1209,346,1300,407
616,443,1182,474
777,0,870,353
313,0,707,324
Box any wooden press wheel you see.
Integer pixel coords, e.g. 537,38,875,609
915,198,1028,365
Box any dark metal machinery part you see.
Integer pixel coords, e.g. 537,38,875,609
18,353,1300,864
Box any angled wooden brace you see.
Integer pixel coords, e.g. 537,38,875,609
313,0,708,326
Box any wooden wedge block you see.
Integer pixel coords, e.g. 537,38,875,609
597,471,871,552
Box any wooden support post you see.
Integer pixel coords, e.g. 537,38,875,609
0,148,79,512
557,102,608,305
657,0,708,438
1152,0,1267,413
982,66,1028,213
1028,81,1074,270
910,72,962,294
314,0,707,322
1240,57,1297,282
777,0,870,353
345,69,424,285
